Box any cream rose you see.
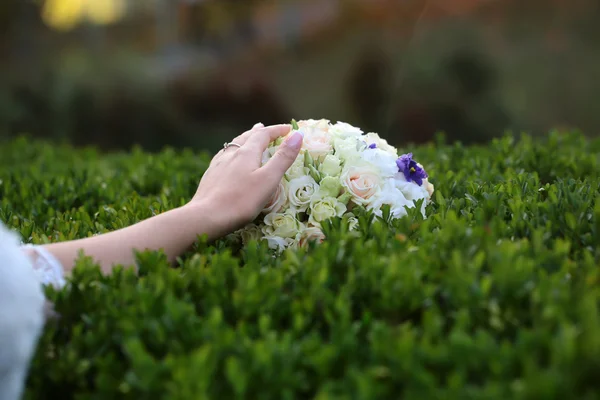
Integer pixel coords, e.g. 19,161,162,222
285,154,307,180
287,175,319,212
240,224,263,246
302,127,333,159
308,196,347,225
319,154,342,177
341,165,382,205
261,179,288,214
263,212,304,239
299,226,326,248
298,119,330,131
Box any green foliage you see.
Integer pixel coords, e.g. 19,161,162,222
1,132,599,399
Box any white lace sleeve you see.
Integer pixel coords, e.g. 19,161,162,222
20,245,66,289
0,223,48,400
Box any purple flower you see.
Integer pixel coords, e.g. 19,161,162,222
396,153,428,186
368,143,377,149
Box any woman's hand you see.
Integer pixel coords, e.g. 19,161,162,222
37,123,304,278
190,123,304,237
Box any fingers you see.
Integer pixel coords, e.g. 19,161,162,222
227,122,265,149
213,123,265,162
243,124,292,153
257,130,304,181
216,123,293,168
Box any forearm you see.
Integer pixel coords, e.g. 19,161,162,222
23,123,299,281
41,202,220,276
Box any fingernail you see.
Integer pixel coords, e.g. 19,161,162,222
285,131,303,150
297,128,305,138
253,122,264,129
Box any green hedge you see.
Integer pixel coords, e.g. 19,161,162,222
1,132,599,399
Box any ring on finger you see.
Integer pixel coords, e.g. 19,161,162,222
223,141,242,150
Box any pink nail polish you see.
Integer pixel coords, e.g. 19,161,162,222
286,131,303,149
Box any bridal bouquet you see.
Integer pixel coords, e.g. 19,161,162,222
236,119,435,252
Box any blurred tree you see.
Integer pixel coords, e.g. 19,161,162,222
0,0,20,36
385,34,512,144
346,44,392,134
41,0,125,32
168,64,292,140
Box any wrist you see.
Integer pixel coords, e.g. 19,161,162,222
178,201,229,244
172,202,212,245
181,199,249,244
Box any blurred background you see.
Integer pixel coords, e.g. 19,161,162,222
0,0,599,153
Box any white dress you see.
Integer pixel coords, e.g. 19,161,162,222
0,222,65,400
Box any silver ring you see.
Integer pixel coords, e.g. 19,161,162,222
223,141,242,149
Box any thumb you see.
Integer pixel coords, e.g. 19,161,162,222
259,130,304,180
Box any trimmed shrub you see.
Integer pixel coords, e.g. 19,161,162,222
1,132,599,399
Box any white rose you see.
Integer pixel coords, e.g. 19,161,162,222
302,126,333,159
287,175,319,212
394,179,430,218
360,147,399,177
285,154,307,180
240,224,264,246
264,235,297,252
332,136,361,163
364,132,398,157
319,154,342,177
314,176,342,199
340,164,382,206
308,196,347,225
261,179,288,214
263,212,304,238
395,179,429,202
369,179,413,219
330,121,363,138
299,226,326,248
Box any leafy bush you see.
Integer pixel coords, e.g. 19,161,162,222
1,132,599,399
